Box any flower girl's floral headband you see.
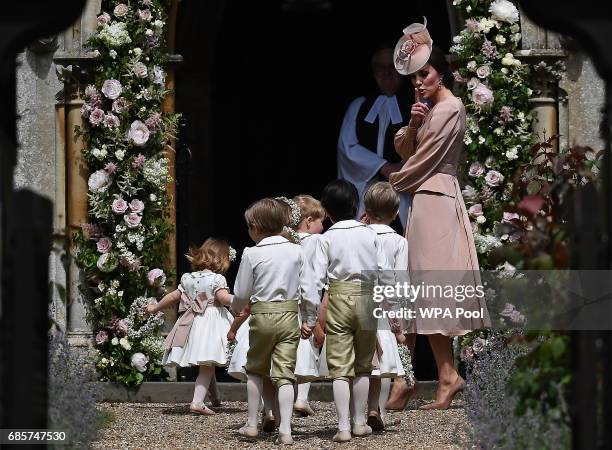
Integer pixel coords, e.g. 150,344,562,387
275,196,302,244
228,246,237,262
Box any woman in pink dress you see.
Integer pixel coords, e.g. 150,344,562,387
389,19,489,410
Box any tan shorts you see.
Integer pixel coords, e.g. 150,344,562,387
326,281,377,380
245,300,300,388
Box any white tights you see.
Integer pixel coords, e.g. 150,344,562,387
192,365,214,405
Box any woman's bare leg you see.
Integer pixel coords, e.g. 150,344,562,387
420,333,464,410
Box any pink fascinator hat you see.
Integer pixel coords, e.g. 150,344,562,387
394,17,433,75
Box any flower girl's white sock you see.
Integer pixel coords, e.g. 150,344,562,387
351,375,370,426
296,382,310,402
278,384,294,435
192,365,214,405
379,378,391,419
247,374,263,427
332,379,351,432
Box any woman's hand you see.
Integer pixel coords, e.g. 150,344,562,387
143,303,158,315
409,88,429,128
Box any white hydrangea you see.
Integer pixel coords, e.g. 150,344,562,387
98,22,132,47
143,158,171,187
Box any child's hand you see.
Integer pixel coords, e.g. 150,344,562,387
227,329,237,343
395,332,407,345
313,322,325,348
300,322,312,339
143,303,158,315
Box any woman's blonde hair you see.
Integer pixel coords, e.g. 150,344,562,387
186,238,231,274
364,182,400,222
292,195,326,229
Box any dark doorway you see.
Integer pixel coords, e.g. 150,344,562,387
176,0,452,381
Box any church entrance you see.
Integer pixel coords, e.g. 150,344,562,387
175,0,454,381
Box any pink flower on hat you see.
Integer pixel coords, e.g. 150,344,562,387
398,39,418,60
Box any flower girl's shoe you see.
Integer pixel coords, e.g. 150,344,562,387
275,433,294,445
332,430,352,442
238,423,259,438
367,410,384,431
261,412,277,433
293,399,315,416
189,402,215,415
352,423,372,437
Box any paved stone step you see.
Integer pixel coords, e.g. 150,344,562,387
94,380,443,403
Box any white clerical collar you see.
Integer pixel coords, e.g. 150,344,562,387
364,95,403,125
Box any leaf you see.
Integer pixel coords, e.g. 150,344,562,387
526,180,542,196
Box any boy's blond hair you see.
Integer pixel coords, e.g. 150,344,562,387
293,195,326,228
364,182,400,222
186,238,231,274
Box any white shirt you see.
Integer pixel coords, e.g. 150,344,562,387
369,224,408,271
298,232,320,263
312,220,394,290
233,235,319,326
337,96,412,229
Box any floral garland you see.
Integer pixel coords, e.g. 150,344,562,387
450,0,534,269
73,0,179,386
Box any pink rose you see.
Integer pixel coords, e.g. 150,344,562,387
485,170,504,187
132,62,148,78
116,319,129,336
112,198,128,214
476,65,491,79
101,79,122,100
138,9,152,22
147,268,166,287
96,237,112,254
125,212,142,228
467,77,479,91
472,83,494,106
112,97,128,114
97,12,111,26
128,120,150,147
103,113,120,128
129,199,145,213
502,211,520,223
468,204,484,218
468,161,485,177
89,108,105,126
80,103,92,118
145,113,161,130
95,330,109,345
114,3,128,17
97,253,118,273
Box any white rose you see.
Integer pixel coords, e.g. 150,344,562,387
501,67,509,74
153,20,164,29
115,150,126,161
467,60,478,71
469,203,484,217
495,34,506,45
131,352,149,373
145,29,154,36
128,120,150,147
119,337,131,350
478,136,486,144
133,47,143,57
506,148,519,160
489,0,519,24
453,36,462,44
510,24,520,33
111,337,119,346
149,193,157,201
476,215,487,224
512,33,522,43
88,169,111,193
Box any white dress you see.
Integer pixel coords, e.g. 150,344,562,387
162,270,233,367
227,316,250,382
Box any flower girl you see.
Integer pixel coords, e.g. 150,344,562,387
145,238,235,415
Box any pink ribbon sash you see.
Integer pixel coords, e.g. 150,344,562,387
164,291,212,350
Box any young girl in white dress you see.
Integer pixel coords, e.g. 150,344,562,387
292,195,326,417
362,182,409,430
145,238,235,415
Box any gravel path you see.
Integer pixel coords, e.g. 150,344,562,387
93,399,469,449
